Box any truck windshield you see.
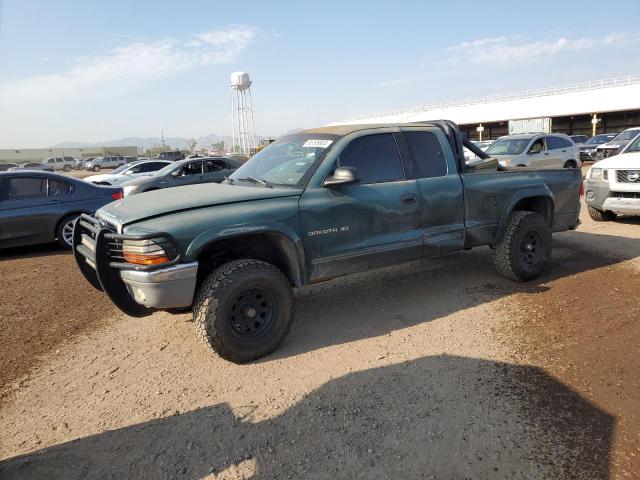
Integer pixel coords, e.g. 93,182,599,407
485,138,530,155
585,134,614,145
228,133,338,187
615,130,640,141
623,135,640,154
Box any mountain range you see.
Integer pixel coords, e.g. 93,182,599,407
54,129,305,151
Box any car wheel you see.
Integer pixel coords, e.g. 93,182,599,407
92,165,100,172
587,206,617,222
63,165,72,172
193,259,293,363
56,214,80,249
563,160,577,169
493,211,551,281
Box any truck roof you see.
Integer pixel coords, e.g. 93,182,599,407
304,122,449,137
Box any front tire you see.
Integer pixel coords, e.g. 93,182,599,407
493,211,551,281
587,206,617,222
193,259,293,363
563,160,577,169
92,165,100,172
63,165,72,172
56,214,80,249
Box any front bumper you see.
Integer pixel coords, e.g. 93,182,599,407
120,262,198,309
602,196,640,216
73,214,197,317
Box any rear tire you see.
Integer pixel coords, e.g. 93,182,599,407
56,214,80,249
587,206,617,222
493,211,551,281
193,259,293,363
63,165,72,172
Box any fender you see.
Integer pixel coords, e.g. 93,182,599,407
186,221,309,287
493,187,555,244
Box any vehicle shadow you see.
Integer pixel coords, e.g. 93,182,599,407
273,230,640,360
0,355,612,479
0,242,69,261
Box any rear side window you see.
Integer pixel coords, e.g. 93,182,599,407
6,177,46,200
177,161,203,176
139,162,165,172
547,136,573,150
338,133,404,184
48,179,72,196
205,160,228,172
403,131,447,178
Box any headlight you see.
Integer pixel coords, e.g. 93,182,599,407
121,239,174,265
122,185,136,196
589,168,603,180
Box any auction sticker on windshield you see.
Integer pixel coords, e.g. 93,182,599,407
303,139,333,148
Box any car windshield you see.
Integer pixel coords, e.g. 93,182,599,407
228,133,338,187
615,130,640,141
623,135,640,153
154,162,182,176
485,138,531,155
585,134,613,145
111,164,131,174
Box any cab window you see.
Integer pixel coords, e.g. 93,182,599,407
338,133,404,184
403,131,447,178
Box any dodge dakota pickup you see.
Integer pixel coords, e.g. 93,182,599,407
74,121,582,363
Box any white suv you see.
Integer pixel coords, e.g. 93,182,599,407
84,156,126,172
585,136,640,221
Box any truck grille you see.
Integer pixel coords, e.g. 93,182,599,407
75,214,120,268
616,170,640,183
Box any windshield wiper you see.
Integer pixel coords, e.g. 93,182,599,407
237,176,272,187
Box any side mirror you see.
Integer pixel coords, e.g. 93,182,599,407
322,167,360,188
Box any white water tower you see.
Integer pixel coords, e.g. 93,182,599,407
230,71,256,155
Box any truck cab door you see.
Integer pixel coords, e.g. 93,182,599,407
398,128,465,257
299,132,421,281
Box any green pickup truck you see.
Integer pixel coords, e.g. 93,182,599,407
74,121,582,363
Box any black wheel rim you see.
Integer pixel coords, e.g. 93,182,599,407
229,288,276,340
519,231,543,266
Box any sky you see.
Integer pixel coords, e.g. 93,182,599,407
1,0,640,148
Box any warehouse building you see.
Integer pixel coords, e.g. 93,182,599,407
335,74,640,141
0,145,141,163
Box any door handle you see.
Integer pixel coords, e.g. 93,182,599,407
543,152,549,156
401,194,417,205
49,199,60,204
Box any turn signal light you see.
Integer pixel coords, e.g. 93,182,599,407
579,182,585,198
112,191,124,200
121,239,171,265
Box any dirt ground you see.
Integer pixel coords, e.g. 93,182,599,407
0,194,639,479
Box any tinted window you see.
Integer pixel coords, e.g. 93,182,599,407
547,136,572,149
55,158,64,163
48,179,72,196
176,161,202,176
403,131,447,178
338,134,404,184
140,162,167,173
6,177,46,200
205,160,228,172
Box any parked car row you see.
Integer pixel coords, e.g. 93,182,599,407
0,171,123,249
485,133,580,169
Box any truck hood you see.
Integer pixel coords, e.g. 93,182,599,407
592,151,640,169
97,182,303,228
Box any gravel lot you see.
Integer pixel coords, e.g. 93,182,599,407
0,188,638,479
